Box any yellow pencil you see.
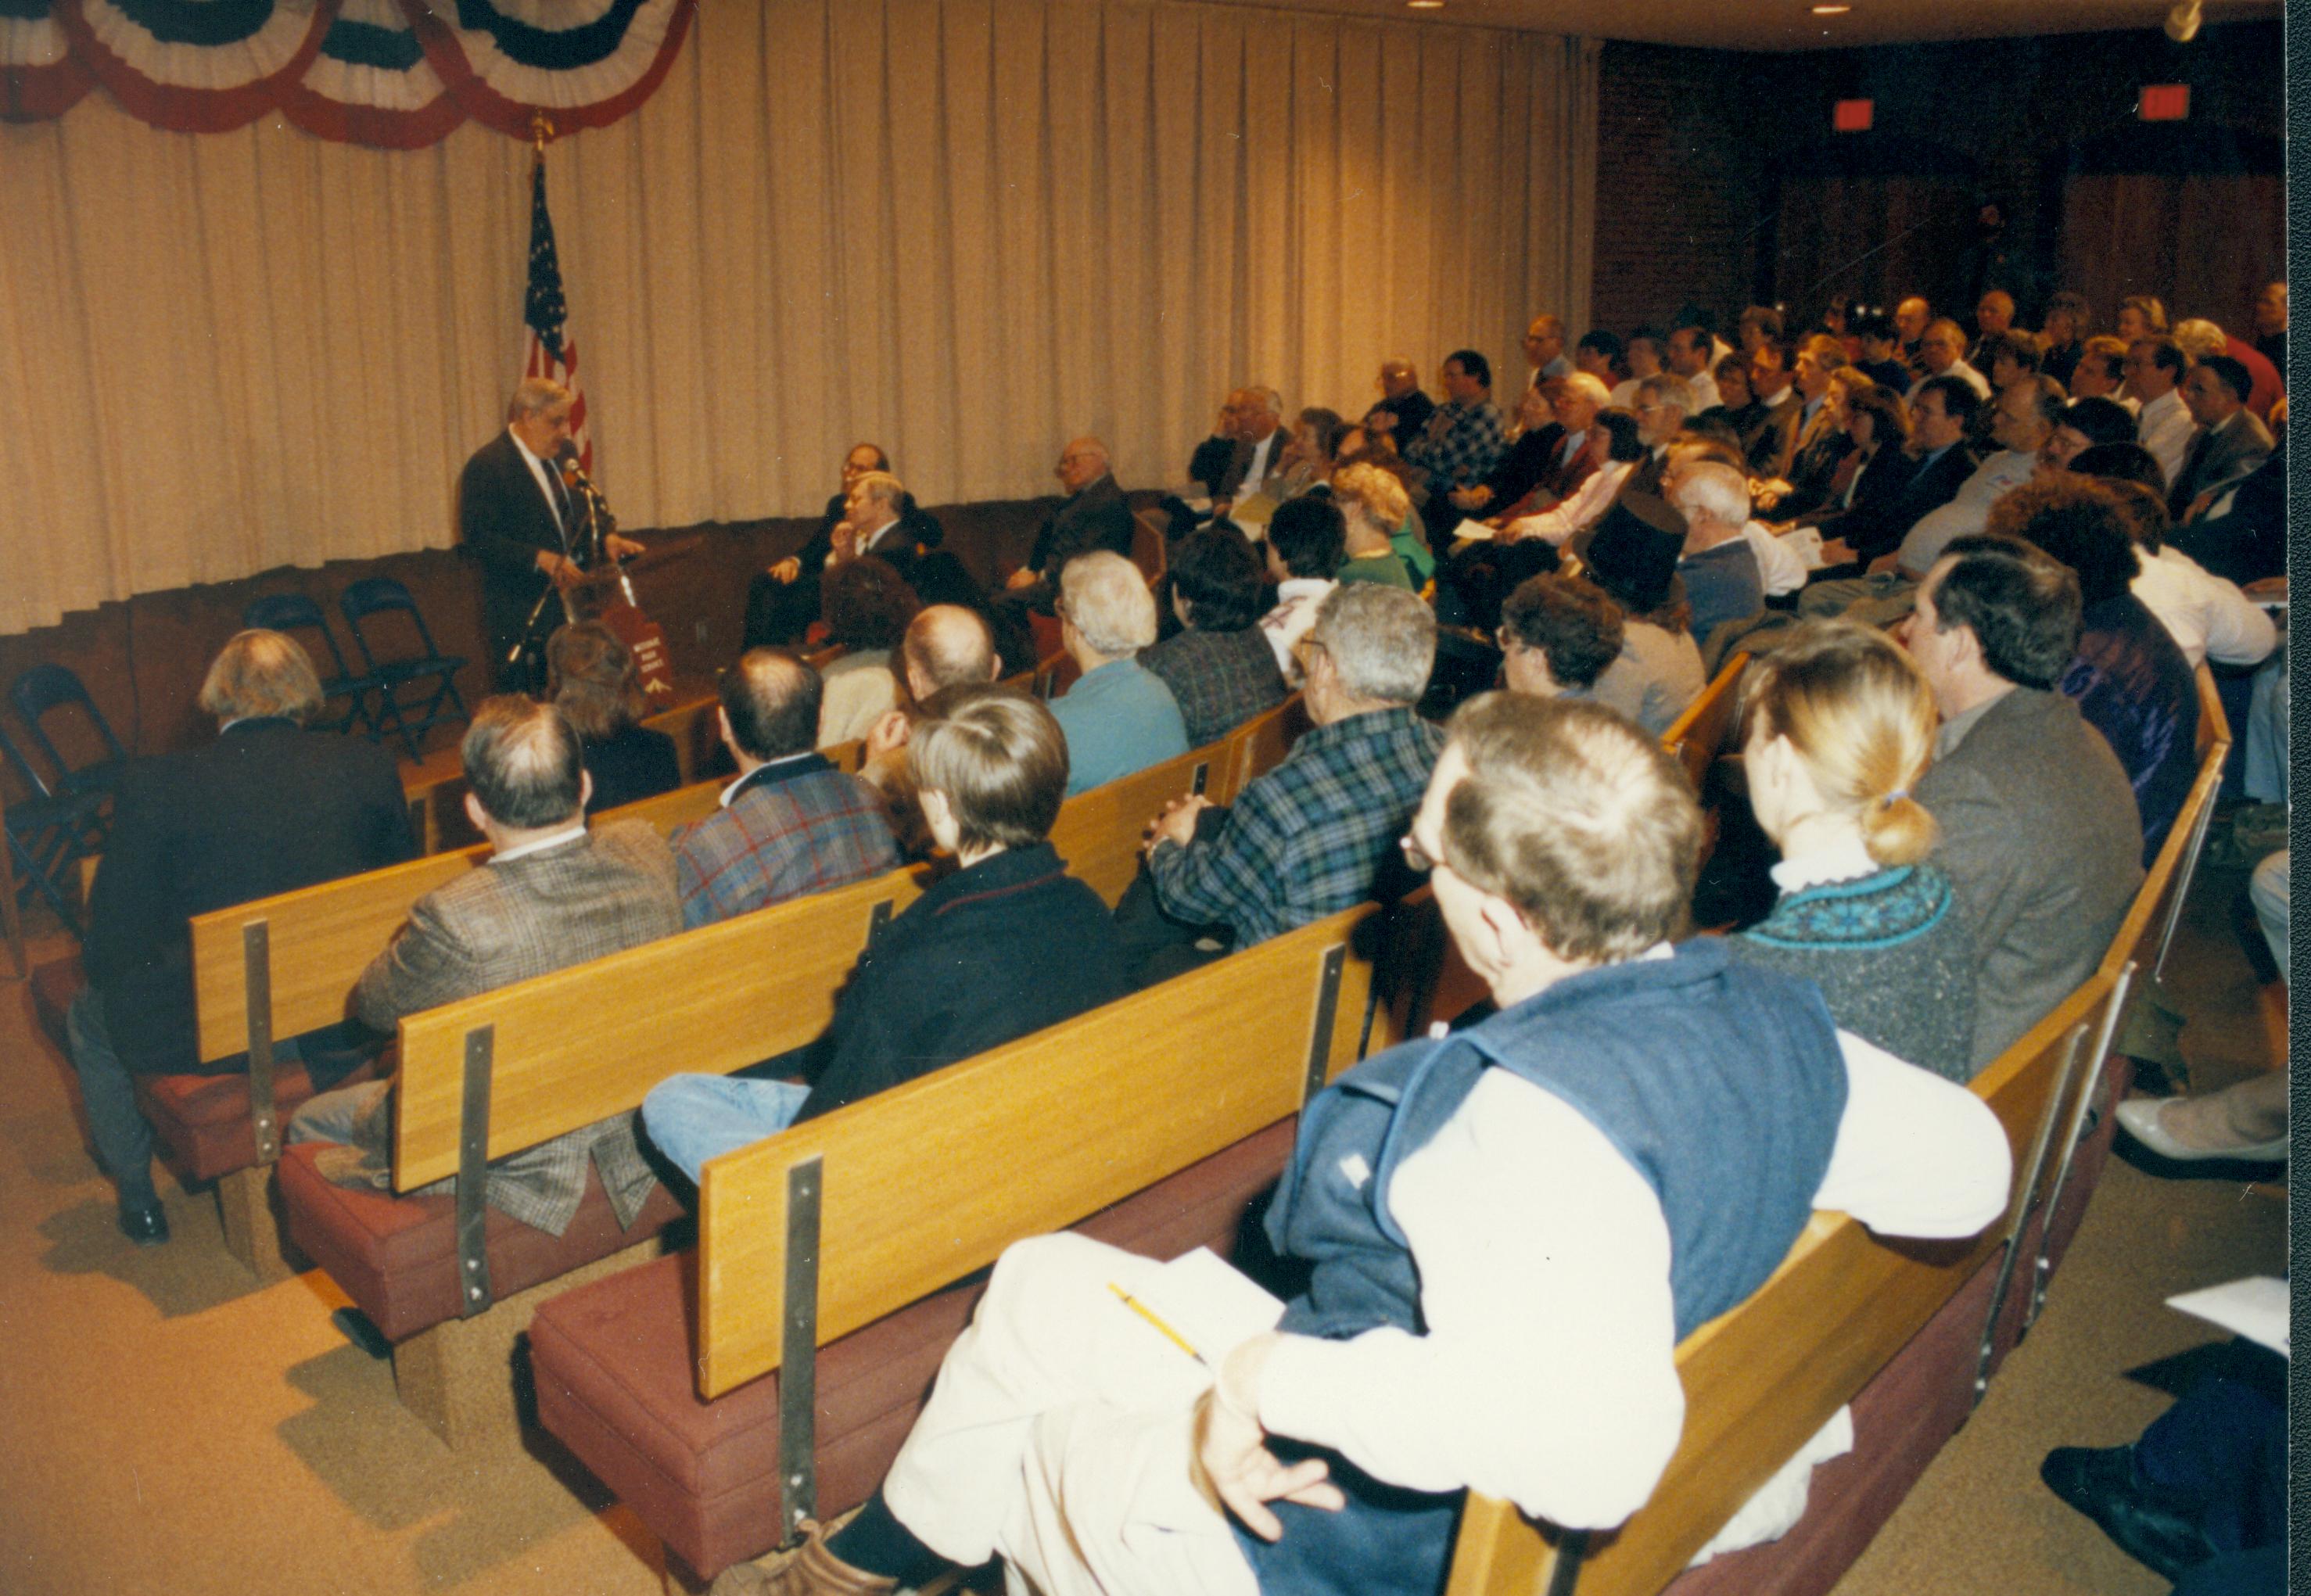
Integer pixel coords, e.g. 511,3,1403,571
1107,1282,1211,1368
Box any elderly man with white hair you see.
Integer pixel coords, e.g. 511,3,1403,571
1046,551,1190,795
1667,460,1767,643
1109,582,1444,984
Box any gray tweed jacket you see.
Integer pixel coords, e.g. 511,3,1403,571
328,820,681,1234
1916,687,2143,1071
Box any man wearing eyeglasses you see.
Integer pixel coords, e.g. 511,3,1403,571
740,693,2008,1596
1003,436,1136,613
1108,583,1442,987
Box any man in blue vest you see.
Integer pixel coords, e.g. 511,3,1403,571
719,694,2011,1596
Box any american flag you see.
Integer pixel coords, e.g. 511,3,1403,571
522,152,592,473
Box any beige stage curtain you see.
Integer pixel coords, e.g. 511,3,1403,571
0,0,1597,637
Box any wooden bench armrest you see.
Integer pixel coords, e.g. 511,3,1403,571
1049,742,1225,907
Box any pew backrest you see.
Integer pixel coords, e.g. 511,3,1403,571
1444,969,2119,1596
694,901,1383,1402
1661,653,1747,794
2101,704,2230,984
1220,693,1310,801
389,863,931,1193
1049,741,1222,907
640,690,727,787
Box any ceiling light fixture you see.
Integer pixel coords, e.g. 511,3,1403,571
2164,0,2202,42
1407,1,1445,9
1810,4,1852,13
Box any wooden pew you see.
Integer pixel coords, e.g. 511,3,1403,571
177,762,849,1275
277,862,933,1450
1047,742,1221,908
1444,969,2119,1596
1218,691,1311,799
1660,652,1748,795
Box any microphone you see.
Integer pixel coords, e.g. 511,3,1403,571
554,439,591,486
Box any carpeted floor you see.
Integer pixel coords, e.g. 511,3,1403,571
0,842,2284,1596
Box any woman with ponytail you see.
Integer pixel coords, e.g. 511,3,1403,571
1729,620,1979,1080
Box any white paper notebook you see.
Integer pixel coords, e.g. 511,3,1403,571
1123,1246,1286,1365
2166,1275,2289,1357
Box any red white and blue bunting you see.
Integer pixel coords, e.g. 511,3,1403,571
1,2,98,121
2,0,692,144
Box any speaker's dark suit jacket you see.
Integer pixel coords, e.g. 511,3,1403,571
458,429,575,682
82,718,417,1074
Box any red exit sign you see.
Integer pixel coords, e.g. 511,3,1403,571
1833,98,1874,132
2139,84,2191,120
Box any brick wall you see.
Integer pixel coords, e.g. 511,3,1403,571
1588,18,2282,341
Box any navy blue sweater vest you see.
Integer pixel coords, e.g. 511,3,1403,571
1234,939,1848,1595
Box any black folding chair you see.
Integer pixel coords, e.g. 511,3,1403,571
338,579,470,759
242,592,381,737
8,663,129,800
0,723,106,936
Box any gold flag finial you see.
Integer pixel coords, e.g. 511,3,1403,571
530,110,555,157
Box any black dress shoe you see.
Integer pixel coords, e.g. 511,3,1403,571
117,1197,170,1246
2040,1444,2215,1580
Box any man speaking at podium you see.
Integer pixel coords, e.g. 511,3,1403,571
460,377,643,690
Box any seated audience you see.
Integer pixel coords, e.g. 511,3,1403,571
816,555,919,746
1893,293,1932,366
1523,311,1574,384
1137,525,1289,747
1332,461,1417,590
1909,317,1991,401
1892,375,2055,579
1258,495,1347,684
1046,551,1190,794
855,604,1007,854
1401,348,1506,497
1577,496,1710,734
749,690,2008,1596
2037,291,2091,389
1666,323,1724,413
288,698,681,1232
2040,396,2142,472
1211,387,1290,509
743,443,942,648
1980,329,2043,394
1608,326,1663,407
1362,357,1435,454
1754,335,1855,519
1803,382,1919,565
1272,406,1348,502
1448,379,1558,518
1821,375,1977,577
1666,461,1767,642
669,649,899,928
1574,327,1623,386
2166,421,2286,586
1730,622,1978,1081
1743,339,1803,478
1902,537,2142,1069
2068,335,2133,408
1498,407,1643,547
1697,353,1763,455
2167,355,2274,522
2170,317,2282,423
1987,481,2199,861
1627,372,1697,496
69,630,416,1244
2248,279,2286,381
1664,436,1807,599
545,622,681,816
1850,307,1913,393
2126,337,2193,490
1965,290,2015,368
1116,583,1441,983
1006,437,1133,605
1496,572,1625,707
1337,429,1437,585
2090,479,2277,672
641,688,1131,1182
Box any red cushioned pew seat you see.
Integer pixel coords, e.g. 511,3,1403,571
532,1120,1297,1580
278,1140,690,1344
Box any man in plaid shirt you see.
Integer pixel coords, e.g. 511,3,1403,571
669,649,900,927
1401,347,1508,497
1120,584,1442,983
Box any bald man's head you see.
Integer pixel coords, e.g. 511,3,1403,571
719,647,823,765
902,605,1000,702
1056,436,1110,493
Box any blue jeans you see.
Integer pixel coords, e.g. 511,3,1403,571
640,1075,812,1185
2249,852,2288,982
